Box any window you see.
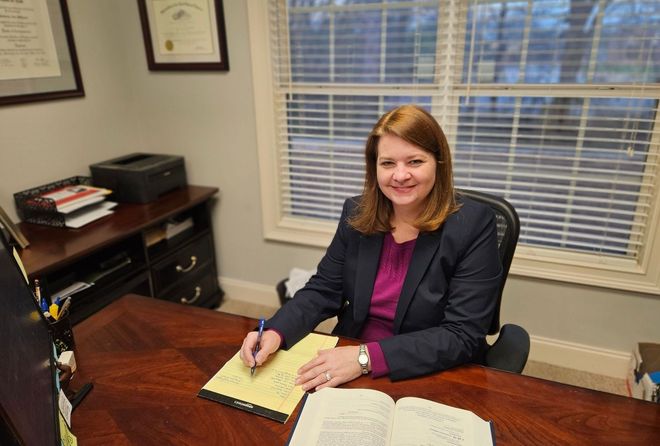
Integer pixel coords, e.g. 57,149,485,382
248,0,660,293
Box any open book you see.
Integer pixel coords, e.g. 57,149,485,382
287,388,495,446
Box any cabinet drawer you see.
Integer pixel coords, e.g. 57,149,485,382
152,235,214,293
157,265,219,307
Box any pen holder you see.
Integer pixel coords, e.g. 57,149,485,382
49,314,75,356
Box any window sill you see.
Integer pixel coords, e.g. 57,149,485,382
263,216,660,295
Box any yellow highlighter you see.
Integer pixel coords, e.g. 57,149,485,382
49,303,59,321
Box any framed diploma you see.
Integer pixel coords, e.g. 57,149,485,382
137,0,229,71
0,0,84,106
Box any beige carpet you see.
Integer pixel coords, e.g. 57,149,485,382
522,360,628,396
218,298,629,397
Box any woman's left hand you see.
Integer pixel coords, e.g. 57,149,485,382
295,346,363,391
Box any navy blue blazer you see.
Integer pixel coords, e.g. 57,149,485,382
265,195,502,381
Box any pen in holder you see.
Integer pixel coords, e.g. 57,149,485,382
50,313,75,356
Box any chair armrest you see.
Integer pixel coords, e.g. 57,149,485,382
486,323,530,373
276,278,288,307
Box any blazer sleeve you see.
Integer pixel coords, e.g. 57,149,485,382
379,204,502,380
263,199,354,348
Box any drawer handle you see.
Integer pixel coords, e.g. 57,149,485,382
176,255,197,273
180,286,202,305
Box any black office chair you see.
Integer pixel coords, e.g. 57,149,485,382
457,188,529,373
276,189,530,373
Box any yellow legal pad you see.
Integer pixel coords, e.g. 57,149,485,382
198,332,339,423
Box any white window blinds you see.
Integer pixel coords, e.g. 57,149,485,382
267,0,660,260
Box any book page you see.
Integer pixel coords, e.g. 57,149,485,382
390,397,493,446
288,388,396,446
199,333,338,422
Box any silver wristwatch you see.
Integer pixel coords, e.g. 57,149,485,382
358,344,369,375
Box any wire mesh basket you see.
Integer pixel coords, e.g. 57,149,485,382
14,176,93,227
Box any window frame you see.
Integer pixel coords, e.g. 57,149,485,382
247,1,660,295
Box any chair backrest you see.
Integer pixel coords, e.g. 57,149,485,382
456,189,520,336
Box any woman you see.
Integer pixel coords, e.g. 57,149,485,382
240,104,502,390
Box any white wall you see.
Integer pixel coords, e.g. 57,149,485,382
0,1,143,213
1,0,658,376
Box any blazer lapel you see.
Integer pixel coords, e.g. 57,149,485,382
393,232,442,333
354,233,384,325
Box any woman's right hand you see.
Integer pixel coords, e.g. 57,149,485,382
239,330,282,370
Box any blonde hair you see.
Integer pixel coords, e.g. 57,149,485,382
348,105,459,234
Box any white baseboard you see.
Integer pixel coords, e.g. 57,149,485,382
220,277,631,379
527,335,630,379
220,276,280,308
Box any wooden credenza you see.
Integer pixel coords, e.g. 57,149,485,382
18,185,223,324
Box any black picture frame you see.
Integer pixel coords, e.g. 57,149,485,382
0,205,29,248
0,0,84,106
137,0,229,71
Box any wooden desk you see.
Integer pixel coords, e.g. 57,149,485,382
73,295,660,445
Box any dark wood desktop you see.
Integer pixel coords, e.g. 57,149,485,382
72,295,660,445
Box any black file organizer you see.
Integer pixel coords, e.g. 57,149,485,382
14,176,93,227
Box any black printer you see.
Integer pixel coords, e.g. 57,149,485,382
90,153,187,203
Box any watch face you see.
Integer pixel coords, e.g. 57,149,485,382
358,354,368,365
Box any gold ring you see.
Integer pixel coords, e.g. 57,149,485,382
324,371,331,381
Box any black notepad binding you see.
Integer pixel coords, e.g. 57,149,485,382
198,389,290,423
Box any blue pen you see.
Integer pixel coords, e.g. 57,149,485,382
251,318,266,376
40,297,49,313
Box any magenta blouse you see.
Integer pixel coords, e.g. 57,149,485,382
362,232,416,377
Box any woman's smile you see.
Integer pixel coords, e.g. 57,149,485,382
391,184,416,193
